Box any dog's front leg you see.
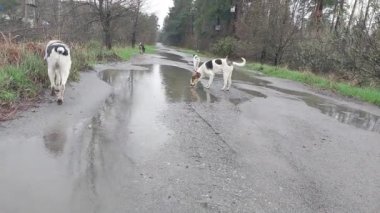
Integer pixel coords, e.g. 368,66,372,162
226,71,233,90
206,73,214,89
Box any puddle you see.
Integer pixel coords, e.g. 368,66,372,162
233,70,380,133
301,94,380,133
99,65,218,104
159,65,218,103
95,64,220,160
262,85,380,132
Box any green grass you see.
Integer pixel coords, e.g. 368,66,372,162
114,45,156,60
0,65,38,104
247,63,380,106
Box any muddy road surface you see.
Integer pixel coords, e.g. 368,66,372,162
1,44,379,213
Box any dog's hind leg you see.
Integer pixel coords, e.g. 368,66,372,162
48,66,56,96
206,72,214,89
57,62,71,105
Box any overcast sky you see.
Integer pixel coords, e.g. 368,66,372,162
144,0,173,29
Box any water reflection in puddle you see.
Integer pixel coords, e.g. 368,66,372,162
159,65,218,103
99,65,218,104
234,70,380,133
95,64,219,160
43,126,67,156
267,85,380,132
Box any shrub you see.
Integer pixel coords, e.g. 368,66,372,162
211,37,238,57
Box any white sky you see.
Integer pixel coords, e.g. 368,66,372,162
144,0,173,29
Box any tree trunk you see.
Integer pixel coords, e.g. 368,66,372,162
103,18,112,49
330,0,338,31
334,0,345,33
346,0,358,32
131,31,136,48
260,47,266,64
104,29,112,50
274,0,290,65
363,0,371,30
274,52,279,66
131,0,141,48
314,0,323,32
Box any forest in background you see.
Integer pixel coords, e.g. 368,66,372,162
161,0,380,86
0,0,158,48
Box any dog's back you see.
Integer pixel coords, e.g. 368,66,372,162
45,40,70,60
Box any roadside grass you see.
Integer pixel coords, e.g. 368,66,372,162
0,41,156,108
247,63,380,106
174,47,213,58
114,45,156,60
0,65,36,103
0,44,46,106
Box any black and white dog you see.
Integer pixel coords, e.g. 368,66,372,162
190,55,246,90
44,40,72,105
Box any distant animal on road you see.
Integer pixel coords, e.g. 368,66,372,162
190,55,246,91
44,40,72,105
139,42,145,54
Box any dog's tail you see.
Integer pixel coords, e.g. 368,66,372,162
233,58,246,67
193,54,200,71
56,46,66,55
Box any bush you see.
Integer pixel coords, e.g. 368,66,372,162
211,37,238,57
285,31,380,86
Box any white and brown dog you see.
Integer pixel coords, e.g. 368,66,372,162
190,55,246,90
44,40,72,105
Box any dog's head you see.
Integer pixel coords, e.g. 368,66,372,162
190,71,201,87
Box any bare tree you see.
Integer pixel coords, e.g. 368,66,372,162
86,0,132,49
347,0,358,32
362,0,372,30
314,0,324,32
130,0,145,48
334,0,345,33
